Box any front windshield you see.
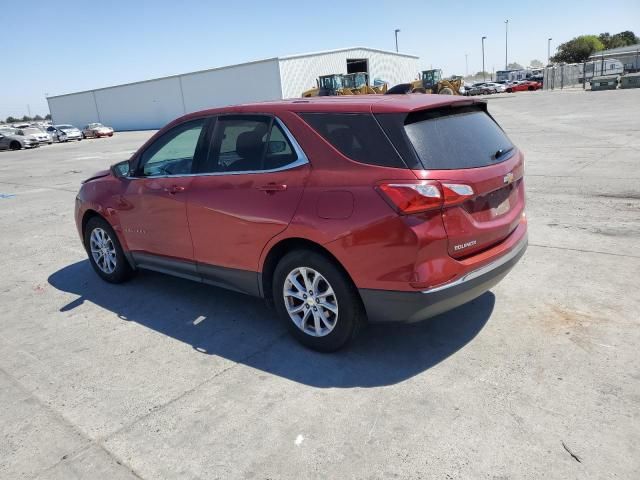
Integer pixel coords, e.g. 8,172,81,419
57,125,74,129
89,123,103,128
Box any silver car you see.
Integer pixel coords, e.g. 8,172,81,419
47,124,83,142
20,127,52,145
0,129,40,150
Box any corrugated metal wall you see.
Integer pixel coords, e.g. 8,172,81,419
278,49,419,98
47,59,281,131
47,49,419,131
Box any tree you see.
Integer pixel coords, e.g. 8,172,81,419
551,35,604,63
507,62,523,70
34,114,44,121
45,114,52,120
599,31,639,49
530,59,544,68
21,115,32,122
6,116,18,123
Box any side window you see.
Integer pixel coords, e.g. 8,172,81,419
299,113,405,168
200,116,298,173
139,119,205,177
264,123,297,170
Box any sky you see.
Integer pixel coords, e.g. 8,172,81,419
2,0,639,119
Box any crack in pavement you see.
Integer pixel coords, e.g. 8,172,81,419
529,243,640,259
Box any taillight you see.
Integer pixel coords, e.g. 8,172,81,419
377,181,474,215
441,183,475,206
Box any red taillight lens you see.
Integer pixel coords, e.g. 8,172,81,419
377,182,475,214
441,183,475,206
377,182,442,214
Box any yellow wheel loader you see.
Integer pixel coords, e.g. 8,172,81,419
302,74,355,97
386,69,462,95
301,73,388,97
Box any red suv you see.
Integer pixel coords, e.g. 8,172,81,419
75,95,527,351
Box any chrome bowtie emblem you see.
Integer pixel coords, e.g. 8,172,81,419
503,172,514,184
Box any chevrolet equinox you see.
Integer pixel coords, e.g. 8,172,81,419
75,95,527,351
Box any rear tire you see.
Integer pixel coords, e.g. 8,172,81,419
84,216,134,284
273,250,364,352
440,87,454,95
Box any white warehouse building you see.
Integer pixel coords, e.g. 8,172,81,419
47,47,419,131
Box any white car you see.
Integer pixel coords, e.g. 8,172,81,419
481,82,507,93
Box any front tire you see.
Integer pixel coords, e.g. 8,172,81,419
84,216,134,283
9,141,21,150
273,250,364,352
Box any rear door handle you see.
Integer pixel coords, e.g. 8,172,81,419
257,183,287,193
165,185,185,194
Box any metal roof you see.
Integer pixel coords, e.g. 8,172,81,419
589,43,640,58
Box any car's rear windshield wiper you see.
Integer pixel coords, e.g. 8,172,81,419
494,146,514,159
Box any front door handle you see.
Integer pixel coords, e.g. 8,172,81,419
165,185,185,194
257,183,287,193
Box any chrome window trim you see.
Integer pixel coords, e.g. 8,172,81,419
125,117,309,180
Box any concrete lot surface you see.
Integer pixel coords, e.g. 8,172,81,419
1,89,639,479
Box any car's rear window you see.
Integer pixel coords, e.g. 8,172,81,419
404,107,514,170
299,113,406,168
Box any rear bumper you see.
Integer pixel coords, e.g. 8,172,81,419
360,233,527,323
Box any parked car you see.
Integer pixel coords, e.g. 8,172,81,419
82,123,114,138
18,127,52,145
47,124,83,142
483,82,507,93
466,83,496,95
0,129,40,150
506,80,542,92
75,96,527,351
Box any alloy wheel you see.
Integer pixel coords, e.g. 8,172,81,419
283,267,338,337
89,227,117,274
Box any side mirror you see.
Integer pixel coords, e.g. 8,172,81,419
267,140,287,154
111,160,131,178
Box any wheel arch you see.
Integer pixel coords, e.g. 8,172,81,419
81,208,135,269
259,237,358,302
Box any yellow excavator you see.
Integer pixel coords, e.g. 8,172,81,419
302,73,387,97
387,69,463,95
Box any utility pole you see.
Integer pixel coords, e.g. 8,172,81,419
394,29,400,53
27,104,31,118
482,36,487,81
465,53,468,77
547,38,552,65
505,20,509,69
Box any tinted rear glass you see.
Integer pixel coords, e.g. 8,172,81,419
404,108,514,170
299,113,406,168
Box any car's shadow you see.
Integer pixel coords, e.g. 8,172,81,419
48,261,494,388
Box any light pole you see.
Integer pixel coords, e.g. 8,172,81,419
394,29,400,53
482,36,487,81
505,20,509,69
465,53,468,77
547,38,552,65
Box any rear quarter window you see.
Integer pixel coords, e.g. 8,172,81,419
404,107,514,170
299,113,406,168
